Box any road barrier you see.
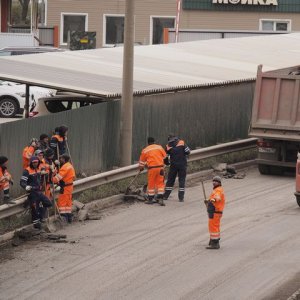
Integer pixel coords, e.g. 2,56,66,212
0,138,257,220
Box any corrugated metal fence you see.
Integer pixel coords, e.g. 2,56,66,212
0,81,254,196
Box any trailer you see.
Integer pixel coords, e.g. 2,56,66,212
249,65,300,206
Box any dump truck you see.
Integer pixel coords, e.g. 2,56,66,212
249,65,300,206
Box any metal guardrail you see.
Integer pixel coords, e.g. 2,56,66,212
0,138,257,219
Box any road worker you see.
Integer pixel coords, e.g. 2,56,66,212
0,156,14,204
38,133,49,152
43,148,57,199
34,149,51,197
50,125,68,160
52,154,75,223
205,176,225,250
22,138,39,169
20,156,52,230
163,134,190,202
139,137,167,206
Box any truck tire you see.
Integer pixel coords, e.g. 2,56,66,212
296,196,300,207
258,164,270,175
269,166,284,176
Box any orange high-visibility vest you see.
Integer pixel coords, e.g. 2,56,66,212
22,146,35,169
53,162,75,194
139,144,166,168
209,186,225,212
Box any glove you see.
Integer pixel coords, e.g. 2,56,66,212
41,170,48,175
163,156,170,166
25,186,32,192
54,160,60,166
55,186,61,192
204,199,209,205
139,166,144,172
49,164,55,172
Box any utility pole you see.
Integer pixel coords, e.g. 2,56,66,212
175,0,182,43
120,0,135,166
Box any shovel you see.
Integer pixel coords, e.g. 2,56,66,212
201,180,208,208
45,182,64,232
123,170,141,200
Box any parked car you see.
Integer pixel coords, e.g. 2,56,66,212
0,82,56,117
29,95,106,117
0,46,65,56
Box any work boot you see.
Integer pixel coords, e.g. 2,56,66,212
145,199,154,205
33,222,42,230
67,214,73,224
158,198,165,206
208,239,212,246
206,239,220,249
179,198,184,202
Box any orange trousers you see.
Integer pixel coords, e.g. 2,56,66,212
57,194,72,214
0,181,9,192
147,168,165,199
208,213,222,240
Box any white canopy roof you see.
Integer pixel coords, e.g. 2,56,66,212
1,33,300,96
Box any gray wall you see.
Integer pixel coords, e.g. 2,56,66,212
0,81,254,196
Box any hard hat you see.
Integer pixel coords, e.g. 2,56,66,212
212,176,222,183
34,149,44,156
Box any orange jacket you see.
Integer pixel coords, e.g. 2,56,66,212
53,162,75,194
209,186,225,212
139,144,166,168
22,146,35,169
0,167,11,190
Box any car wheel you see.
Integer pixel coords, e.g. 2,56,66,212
0,97,19,117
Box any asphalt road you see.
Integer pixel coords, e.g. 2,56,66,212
0,166,300,300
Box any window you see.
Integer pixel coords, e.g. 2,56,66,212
151,16,175,44
9,0,47,28
260,19,291,32
103,14,125,46
61,13,88,44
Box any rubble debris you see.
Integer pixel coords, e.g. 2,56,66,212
123,185,147,202
11,228,71,246
212,163,245,180
213,163,227,172
78,208,89,222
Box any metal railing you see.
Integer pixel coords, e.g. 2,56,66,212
0,138,257,219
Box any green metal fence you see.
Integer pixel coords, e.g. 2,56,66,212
0,81,254,196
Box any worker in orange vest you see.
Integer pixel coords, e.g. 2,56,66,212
205,176,225,250
139,137,167,206
53,154,75,223
50,125,68,160
0,156,14,204
20,156,52,230
22,138,39,169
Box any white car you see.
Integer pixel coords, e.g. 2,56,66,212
29,95,105,117
0,81,56,117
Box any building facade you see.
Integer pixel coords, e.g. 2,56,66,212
1,0,300,48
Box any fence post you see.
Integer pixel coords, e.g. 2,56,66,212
53,25,59,47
